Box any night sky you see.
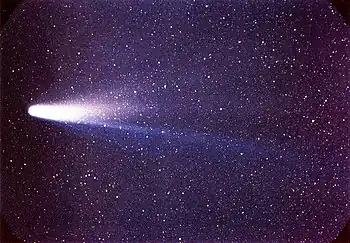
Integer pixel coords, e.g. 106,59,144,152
1,0,349,242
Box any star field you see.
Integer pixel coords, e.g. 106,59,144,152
1,0,349,242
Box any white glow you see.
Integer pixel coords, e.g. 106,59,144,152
28,104,99,123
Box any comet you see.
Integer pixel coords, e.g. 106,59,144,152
26,102,290,160
26,97,145,126
27,104,106,123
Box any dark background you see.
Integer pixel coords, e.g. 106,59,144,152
1,0,349,242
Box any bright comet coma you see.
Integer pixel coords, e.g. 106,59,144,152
28,104,103,123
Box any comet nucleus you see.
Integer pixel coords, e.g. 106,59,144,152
28,104,102,123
